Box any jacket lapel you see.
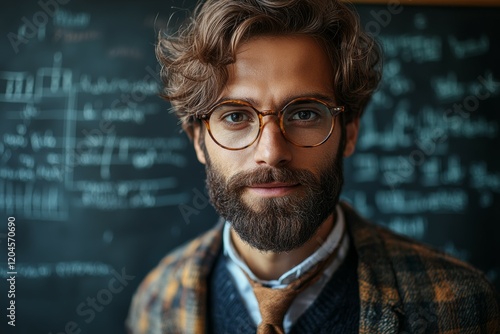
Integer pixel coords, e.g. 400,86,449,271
169,206,405,333
342,202,404,333
163,220,224,333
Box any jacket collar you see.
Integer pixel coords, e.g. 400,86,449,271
341,202,404,333
178,204,404,333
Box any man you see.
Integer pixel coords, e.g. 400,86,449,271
127,0,500,333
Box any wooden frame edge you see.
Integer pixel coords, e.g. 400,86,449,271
347,0,500,7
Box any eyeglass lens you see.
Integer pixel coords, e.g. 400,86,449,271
207,100,334,149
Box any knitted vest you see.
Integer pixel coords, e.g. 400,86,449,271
207,246,360,334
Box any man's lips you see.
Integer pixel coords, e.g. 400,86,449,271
246,182,300,197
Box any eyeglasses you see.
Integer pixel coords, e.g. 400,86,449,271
197,97,344,150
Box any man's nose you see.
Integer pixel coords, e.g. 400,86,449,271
252,117,292,167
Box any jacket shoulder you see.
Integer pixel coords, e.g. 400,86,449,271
344,202,493,284
126,223,223,333
343,202,500,330
374,223,493,289
379,226,500,330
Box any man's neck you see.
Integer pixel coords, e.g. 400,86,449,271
230,214,335,281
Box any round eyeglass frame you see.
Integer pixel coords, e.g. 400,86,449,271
197,97,345,150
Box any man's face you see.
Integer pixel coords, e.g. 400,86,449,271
193,35,359,252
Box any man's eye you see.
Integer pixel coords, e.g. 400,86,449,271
223,112,249,123
290,109,320,121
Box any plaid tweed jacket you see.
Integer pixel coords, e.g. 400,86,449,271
127,203,500,333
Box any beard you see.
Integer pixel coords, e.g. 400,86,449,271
203,149,345,253
200,125,346,253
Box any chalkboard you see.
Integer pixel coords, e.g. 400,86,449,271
0,1,499,333
345,3,500,286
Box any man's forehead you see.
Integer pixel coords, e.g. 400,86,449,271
231,35,330,71
221,35,336,106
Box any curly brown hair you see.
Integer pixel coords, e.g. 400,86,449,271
156,0,382,138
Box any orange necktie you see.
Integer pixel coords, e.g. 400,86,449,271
245,231,346,334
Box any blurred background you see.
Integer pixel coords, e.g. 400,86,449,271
0,0,499,332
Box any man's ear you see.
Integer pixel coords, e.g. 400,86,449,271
343,117,360,157
193,122,207,165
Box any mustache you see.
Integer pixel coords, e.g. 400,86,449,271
226,167,318,190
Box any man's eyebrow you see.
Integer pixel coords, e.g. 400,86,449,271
213,96,259,106
214,92,338,109
286,93,337,106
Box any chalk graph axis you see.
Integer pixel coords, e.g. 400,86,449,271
0,53,189,220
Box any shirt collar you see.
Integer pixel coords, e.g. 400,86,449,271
223,205,346,287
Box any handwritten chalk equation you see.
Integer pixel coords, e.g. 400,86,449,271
0,53,191,220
